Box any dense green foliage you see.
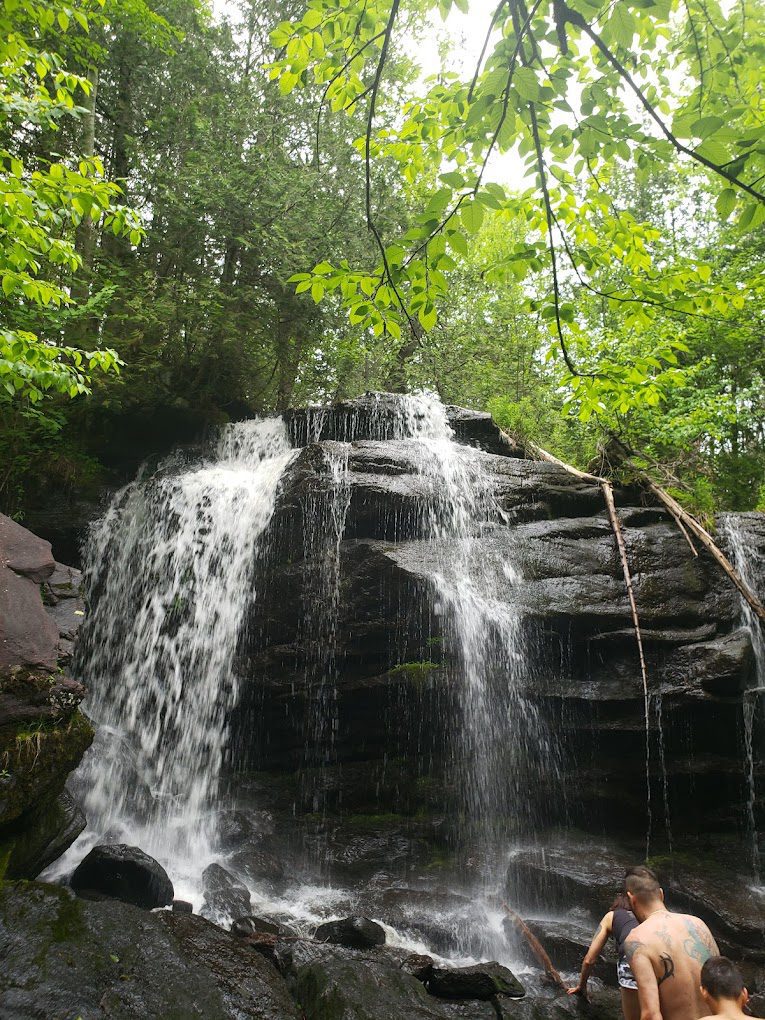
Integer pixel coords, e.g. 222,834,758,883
1,0,763,518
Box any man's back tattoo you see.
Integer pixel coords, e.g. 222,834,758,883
683,919,713,963
658,953,675,985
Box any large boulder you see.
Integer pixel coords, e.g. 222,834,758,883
0,879,301,1019
1,790,85,880
315,915,386,949
70,844,174,909
0,513,92,879
426,963,525,1001
295,954,497,1020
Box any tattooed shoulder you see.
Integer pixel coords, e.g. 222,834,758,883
682,918,714,963
624,939,644,963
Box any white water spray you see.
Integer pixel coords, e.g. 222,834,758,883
394,393,552,881
49,419,296,894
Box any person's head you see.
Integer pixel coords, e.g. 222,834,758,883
624,864,663,920
700,957,748,1013
611,891,632,911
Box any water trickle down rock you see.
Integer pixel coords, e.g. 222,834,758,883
721,512,765,881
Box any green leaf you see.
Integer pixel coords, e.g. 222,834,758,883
608,4,635,47
446,231,469,256
513,67,540,102
690,116,725,140
278,72,299,96
439,171,465,188
459,202,484,234
418,304,437,331
302,9,323,28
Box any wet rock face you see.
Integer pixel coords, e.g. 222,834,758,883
71,843,174,909
234,407,764,845
283,393,525,458
0,512,92,879
292,951,526,1020
201,862,251,921
505,832,765,961
0,880,302,1020
426,962,525,1000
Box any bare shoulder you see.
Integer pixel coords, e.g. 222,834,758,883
624,929,654,962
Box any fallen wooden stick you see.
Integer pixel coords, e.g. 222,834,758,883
520,432,765,622
644,478,765,622
501,902,567,992
601,480,650,710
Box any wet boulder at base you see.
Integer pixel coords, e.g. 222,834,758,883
231,914,286,937
295,954,501,1020
0,879,301,1020
70,843,174,909
201,862,252,920
315,914,387,948
426,962,525,1001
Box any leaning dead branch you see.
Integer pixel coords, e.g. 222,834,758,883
502,902,567,992
522,435,765,622
642,478,765,622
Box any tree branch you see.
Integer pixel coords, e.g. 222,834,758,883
563,4,765,204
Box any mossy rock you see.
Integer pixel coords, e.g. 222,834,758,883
0,709,93,878
0,789,85,880
0,880,301,1018
0,710,93,828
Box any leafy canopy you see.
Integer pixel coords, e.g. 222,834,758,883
0,0,144,406
271,0,765,420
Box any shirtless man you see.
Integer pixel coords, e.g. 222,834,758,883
623,865,719,1020
699,956,764,1020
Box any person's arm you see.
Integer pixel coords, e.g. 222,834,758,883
625,937,662,1020
567,912,613,998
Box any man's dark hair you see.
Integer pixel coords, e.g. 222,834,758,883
701,957,745,1000
624,864,661,903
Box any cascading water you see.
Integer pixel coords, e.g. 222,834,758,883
51,391,553,969
721,513,764,881
48,419,297,898
394,394,553,883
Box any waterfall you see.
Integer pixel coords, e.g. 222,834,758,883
50,391,551,961
721,513,764,881
393,393,552,883
51,419,296,895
